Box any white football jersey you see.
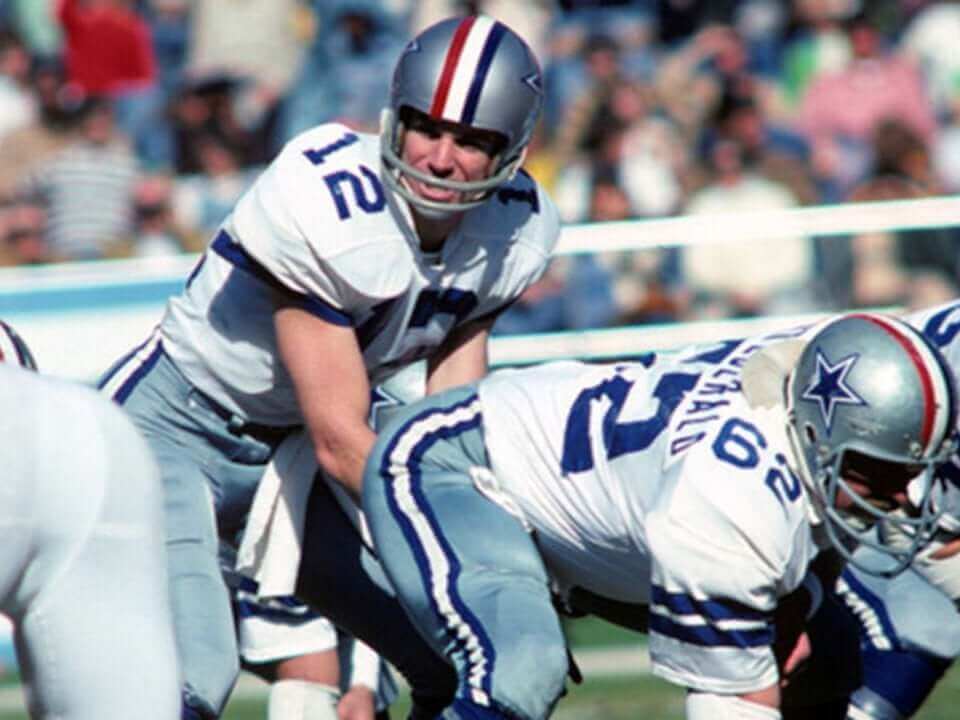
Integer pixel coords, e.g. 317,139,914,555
160,124,558,425
478,324,824,694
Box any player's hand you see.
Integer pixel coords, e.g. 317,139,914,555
779,630,812,687
337,685,376,720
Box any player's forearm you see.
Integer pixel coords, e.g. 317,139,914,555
310,422,376,500
426,320,491,394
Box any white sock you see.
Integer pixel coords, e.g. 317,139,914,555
268,679,340,720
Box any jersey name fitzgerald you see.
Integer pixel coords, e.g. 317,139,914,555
160,124,559,425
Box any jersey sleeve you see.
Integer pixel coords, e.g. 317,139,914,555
225,126,412,322
645,437,812,695
462,172,560,322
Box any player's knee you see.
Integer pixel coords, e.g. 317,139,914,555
487,633,567,719
179,620,240,718
855,647,952,719
848,687,905,720
268,679,339,720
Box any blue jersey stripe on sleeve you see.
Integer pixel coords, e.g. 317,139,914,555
651,586,770,623
650,585,773,648
212,230,354,327
649,613,773,648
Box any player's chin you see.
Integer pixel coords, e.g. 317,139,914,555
403,176,461,204
416,186,461,204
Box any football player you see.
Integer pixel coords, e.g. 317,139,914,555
839,299,960,720
97,14,557,720
360,311,957,719
0,322,179,718
220,371,423,720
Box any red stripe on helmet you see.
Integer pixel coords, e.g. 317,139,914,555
855,313,937,448
430,16,475,119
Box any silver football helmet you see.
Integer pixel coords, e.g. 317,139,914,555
785,312,958,577
380,14,543,217
0,319,37,370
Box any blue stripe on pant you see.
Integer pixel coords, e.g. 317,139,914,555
364,385,568,720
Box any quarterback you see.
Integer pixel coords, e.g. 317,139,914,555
98,14,558,720
362,311,957,719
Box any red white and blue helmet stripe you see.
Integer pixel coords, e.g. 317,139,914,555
429,15,507,126
854,313,957,457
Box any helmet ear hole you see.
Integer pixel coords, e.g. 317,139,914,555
803,422,817,446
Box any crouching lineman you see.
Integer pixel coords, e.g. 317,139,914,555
361,311,958,719
0,322,179,718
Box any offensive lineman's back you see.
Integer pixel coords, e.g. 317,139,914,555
0,364,178,718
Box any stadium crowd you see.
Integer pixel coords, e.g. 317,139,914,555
0,0,959,329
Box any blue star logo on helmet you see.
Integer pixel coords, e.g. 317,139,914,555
800,349,866,435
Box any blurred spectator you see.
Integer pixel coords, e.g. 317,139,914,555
129,172,190,257
933,91,960,193
0,199,50,265
554,74,686,222
655,23,780,149
778,0,853,110
544,5,656,139
185,0,309,163
588,169,686,325
798,10,937,201
707,82,817,204
900,0,960,121
145,0,189,99
2,0,61,59
0,58,78,201
21,96,139,260
57,0,170,168
280,0,407,141
680,135,815,318
170,74,262,174
0,30,36,141
656,0,739,46
172,130,257,247
818,118,959,310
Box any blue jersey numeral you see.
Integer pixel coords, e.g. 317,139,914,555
302,133,359,165
561,369,698,474
323,165,385,220
409,288,479,329
713,419,801,508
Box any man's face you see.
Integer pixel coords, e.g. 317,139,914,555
399,110,504,205
834,451,919,523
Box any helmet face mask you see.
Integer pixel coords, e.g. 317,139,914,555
786,313,958,577
380,15,543,218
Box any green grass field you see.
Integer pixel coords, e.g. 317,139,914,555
216,660,960,720
0,617,957,718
